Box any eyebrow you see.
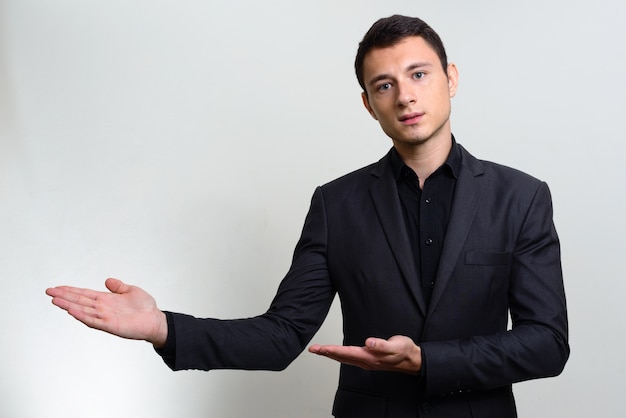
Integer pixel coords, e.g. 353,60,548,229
367,62,434,87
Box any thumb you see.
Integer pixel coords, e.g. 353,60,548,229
365,337,386,351
105,278,129,294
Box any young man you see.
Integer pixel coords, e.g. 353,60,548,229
47,15,569,417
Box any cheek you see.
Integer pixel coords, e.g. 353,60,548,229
428,91,451,115
370,100,395,122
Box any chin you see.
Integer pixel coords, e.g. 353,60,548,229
403,134,432,146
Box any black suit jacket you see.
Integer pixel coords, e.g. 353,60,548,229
159,143,569,418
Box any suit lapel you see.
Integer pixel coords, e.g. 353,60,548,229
369,153,427,316
427,146,485,317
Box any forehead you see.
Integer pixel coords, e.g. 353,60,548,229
362,36,442,78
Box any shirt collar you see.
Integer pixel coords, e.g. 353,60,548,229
390,135,461,181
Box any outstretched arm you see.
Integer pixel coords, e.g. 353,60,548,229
45,278,168,347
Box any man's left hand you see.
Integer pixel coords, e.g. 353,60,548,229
308,335,422,375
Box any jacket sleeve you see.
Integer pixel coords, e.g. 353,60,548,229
420,182,569,395
157,187,336,371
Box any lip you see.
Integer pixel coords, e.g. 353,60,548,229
398,112,424,125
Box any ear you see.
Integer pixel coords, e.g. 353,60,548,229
361,92,378,120
447,63,459,98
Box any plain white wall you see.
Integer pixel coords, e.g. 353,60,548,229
1,0,624,416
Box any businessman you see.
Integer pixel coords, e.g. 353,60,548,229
46,15,569,417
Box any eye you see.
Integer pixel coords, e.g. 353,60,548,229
413,71,425,79
377,82,392,92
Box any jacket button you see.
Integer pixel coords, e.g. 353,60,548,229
425,238,433,245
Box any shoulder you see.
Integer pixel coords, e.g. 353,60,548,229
460,144,545,187
458,144,552,209
318,151,391,193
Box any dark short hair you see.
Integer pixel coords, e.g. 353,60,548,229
355,15,449,93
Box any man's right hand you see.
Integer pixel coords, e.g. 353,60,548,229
46,278,168,347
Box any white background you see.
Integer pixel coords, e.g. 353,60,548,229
1,1,624,417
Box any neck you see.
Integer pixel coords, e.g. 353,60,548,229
393,134,452,189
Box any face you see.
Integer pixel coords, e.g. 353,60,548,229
361,36,458,150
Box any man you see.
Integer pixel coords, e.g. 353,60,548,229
46,15,569,417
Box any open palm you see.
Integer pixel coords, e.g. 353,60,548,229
46,278,167,346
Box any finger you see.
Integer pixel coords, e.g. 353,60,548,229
46,286,82,298
308,344,347,354
46,285,103,302
50,289,104,311
366,336,409,354
105,278,129,294
310,344,360,356
66,305,109,331
310,345,374,363
47,292,101,323
50,295,101,319
308,344,323,353
365,337,385,350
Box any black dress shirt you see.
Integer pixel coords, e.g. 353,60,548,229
390,138,461,307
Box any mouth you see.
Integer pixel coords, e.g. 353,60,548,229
398,112,424,125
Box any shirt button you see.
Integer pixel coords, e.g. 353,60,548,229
430,281,435,288
425,238,433,245
425,198,431,204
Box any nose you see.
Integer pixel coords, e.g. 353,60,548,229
396,81,416,107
